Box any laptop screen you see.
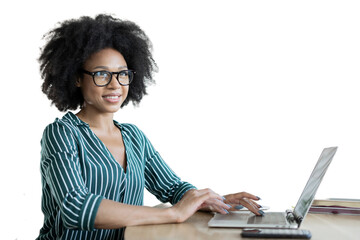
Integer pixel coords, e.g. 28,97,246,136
293,147,337,224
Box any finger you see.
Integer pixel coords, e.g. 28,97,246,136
242,198,263,216
226,192,260,202
243,198,259,210
204,200,232,214
226,203,243,211
200,196,232,214
234,201,261,209
205,198,231,212
205,198,230,208
209,204,230,214
196,191,225,207
197,188,224,202
184,189,222,205
222,192,263,215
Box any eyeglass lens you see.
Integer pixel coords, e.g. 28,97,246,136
94,70,133,86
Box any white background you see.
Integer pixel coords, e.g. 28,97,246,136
1,0,360,239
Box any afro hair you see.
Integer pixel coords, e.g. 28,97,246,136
39,14,157,111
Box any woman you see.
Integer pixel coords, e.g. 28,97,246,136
37,14,263,240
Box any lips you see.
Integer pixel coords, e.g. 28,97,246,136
103,93,121,103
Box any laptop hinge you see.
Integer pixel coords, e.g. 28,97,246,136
286,210,302,224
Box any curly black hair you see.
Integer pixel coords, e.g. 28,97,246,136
39,14,157,111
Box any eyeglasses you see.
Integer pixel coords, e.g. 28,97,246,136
82,69,136,87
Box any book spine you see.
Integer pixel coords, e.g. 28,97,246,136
309,207,360,215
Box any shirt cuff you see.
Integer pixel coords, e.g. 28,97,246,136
171,182,197,205
79,193,104,230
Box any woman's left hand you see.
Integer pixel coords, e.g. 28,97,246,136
222,192,263,216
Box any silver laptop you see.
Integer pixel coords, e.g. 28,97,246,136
208,147,337,229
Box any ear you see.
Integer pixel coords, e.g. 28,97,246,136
75,78,82,87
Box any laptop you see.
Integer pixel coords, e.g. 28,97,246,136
208,147,338,229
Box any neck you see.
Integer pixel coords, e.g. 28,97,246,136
76,107,116,133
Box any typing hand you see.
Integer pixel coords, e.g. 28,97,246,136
223,192,264,216
171,188,231,223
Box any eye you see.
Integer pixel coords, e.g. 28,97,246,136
95,71,110,78
119,70,129,77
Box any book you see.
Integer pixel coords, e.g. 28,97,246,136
309,206,360,215
312,199,360,208
310,198,360,215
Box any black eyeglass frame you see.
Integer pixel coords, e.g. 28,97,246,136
81,69,136,87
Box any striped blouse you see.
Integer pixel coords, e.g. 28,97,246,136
37,112,196,240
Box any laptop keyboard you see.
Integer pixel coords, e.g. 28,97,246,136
247,212,287,225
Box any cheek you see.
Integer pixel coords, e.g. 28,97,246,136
81,85,102,104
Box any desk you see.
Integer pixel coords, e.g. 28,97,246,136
125,209,360,240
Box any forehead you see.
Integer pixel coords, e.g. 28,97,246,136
84,48,127,70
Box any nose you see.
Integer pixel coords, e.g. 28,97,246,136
107,74,122,89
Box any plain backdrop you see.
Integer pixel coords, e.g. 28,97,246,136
1,0,359,239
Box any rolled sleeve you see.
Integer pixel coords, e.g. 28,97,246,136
171,182,196,204
78,193,104,230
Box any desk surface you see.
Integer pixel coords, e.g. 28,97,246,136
125,209,360,240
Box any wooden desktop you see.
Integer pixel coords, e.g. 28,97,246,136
125,205,360,240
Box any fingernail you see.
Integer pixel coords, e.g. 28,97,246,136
224,209,229,214
235,205,244,210
222,196,226,200
256,196,261,200
226,204,232,208
258,210,265,216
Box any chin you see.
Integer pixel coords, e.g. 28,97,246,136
105,105,122,113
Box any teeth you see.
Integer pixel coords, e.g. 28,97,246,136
104,96,119,99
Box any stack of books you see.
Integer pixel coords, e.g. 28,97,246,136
310,198,360,215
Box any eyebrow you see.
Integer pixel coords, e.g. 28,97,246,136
93,66,128,70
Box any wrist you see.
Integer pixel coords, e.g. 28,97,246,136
182,188,196,198
167,206,182,223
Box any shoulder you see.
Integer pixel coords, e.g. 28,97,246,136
41,113,81,151
43,113,80,137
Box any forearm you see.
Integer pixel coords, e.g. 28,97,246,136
94,199,177,229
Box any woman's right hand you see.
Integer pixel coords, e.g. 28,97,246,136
170,188,231,223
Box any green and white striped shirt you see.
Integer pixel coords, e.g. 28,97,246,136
37,112,195,240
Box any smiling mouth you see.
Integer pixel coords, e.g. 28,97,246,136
103,96,120,99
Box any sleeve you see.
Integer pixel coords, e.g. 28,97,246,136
40,121,104,231
140,129,196,205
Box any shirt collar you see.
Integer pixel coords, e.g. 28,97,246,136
113,119,123,130
63,111,123,130
63,112,89,127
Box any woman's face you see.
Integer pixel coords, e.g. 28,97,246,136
78,48,129,114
